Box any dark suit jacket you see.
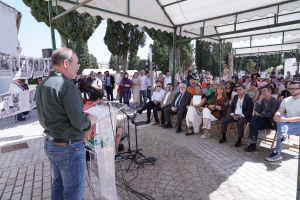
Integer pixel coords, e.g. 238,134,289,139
171,91,191,110
105,75,115,89
230,94,254,121
255,96,280,130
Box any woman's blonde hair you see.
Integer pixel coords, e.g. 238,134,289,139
195,84,203,95
215,84,226,97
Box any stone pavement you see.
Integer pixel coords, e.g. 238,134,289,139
0,108,298,200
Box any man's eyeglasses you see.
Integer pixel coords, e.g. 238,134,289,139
288,88,300,91
156,86,161,88
68,60,80,68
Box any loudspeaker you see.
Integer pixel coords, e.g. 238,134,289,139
42,48,53,58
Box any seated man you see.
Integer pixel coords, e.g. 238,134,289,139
219,85,254,147
137,82,166,124
266,81,300,161
163,83,191,133
244,86,280,152
152,83,176,126
187,79,196,95
85,91,127,162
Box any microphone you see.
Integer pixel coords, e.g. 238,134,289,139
82,81,106,98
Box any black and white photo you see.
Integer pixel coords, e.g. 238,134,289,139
38,58,44,77
12,55,20,77
0,93,14,118
12,93,21,112
44,58,49,76
27,57,34,78
20,56,28,79
0,53,12,77
49,59,53,71
33,58,39,78
29,89,36,109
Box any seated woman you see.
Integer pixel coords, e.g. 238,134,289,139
200,85,228,139
247,82,259,105
185,85,207,136
225,81,233,100
279,80,291,102
269,82,279,99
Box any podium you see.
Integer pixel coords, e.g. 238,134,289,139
84,101,126,200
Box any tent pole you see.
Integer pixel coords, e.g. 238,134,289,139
232,52,235,75
219,40,222,83
48,0,56,51
172,28,176,87
297,49,299,71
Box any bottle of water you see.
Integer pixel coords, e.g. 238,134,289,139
94,133,101,152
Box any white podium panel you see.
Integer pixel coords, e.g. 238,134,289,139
85,101,126,200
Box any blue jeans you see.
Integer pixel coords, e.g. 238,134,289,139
44,138,86,200
17,111,29,120
124,88,130,106
83,91,90,99
275,116,300,152
147,89,151,101
119,93,123,103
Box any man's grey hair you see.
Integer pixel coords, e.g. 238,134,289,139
140,70,145,73
179,83,186,88
156,81,162,86
51,47,75,66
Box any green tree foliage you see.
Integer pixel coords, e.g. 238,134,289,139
152,40,169,73
195,40,229,78
109,54,123,72
181,43,195,71
69,40,91,74
104,19,146,71
90,54,98,69
23,0,101,42
246,59,256,74
127,55,148,71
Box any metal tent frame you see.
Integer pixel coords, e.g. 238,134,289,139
46,1,300,198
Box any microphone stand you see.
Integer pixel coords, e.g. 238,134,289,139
118,108,133,154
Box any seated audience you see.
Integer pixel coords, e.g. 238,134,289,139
203,81,212,94
219,85,254,147
152,83,176,126
185,85,207,135
247,82,259,104
244,86,280,152
201,85,228,139
285,71,293,80
266,81,300,161
174,79,180,93
225,81,233,100
187,79,196,95
163,83,191,133
137,82,166,123
279,80,291,102
243,77,251,91
206,82,218,103
269,82,279,99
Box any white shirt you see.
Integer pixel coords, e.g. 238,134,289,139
277,74,283,78
145,76,152,87
92,79,102,89
163,91,171,105
164,76,172,88
8,82,24,93
281,96,300,118
285,74,293,80
118,76,123,84
152,89,166,101
175,92,184,107
233,95,245,116
138,75,147,90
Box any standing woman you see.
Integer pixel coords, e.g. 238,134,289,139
121,72,132,110
200,85,228,138
185,85,207,135
132,72,141,109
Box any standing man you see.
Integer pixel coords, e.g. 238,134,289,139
138,70,147,107
137,82,166,123
232,73,239,81
251,70,261,80
97,72,104,81
145,71,152,101
35,47,97,200
219,85,254,147
186,66,196,88
266,81,300,161
117,71,124,103
180,71,186,84
163,83,191,133
293,70,300,78
164,71,172,89
105,70,115,101
244,86,280,152
223,66,229,81
91,72,102,90
199,71,206,84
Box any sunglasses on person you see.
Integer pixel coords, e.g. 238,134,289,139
156,85,161,88
288,88,300,91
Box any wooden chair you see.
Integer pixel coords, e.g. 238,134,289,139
287,135,299,149
224,122,248,142
170,114,187,129
151,111,161,121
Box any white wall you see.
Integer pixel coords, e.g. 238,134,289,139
284,58,297,76
0,2,21,93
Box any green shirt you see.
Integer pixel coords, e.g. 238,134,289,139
35,71,91,140
206,88,214,102
280,96,300,118
186,72,196,88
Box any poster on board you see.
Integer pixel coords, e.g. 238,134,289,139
0,93,14,118
29,89,36,109
20,56,27,79
20,91,30,112
38,58,44,77
27,57,34,78
0,52,12,78
12,54,20,78
32,58,39,79
44,58,49,76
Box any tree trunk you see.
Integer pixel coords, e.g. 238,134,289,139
175,46,180,81
169,47,173,73
60,35,68,48
122,49,128,72
228,51,233,80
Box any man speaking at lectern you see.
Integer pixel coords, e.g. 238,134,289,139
35,47,97,200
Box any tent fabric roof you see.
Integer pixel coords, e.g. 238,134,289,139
53,0,300,42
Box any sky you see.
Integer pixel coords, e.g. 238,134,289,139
3,0,154,63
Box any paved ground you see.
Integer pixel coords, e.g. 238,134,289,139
0,106,298,200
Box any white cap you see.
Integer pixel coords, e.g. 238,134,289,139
120,70,124,73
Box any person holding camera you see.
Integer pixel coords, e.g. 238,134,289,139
186,66,196,88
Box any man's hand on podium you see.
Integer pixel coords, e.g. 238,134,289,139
87,113,97,125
